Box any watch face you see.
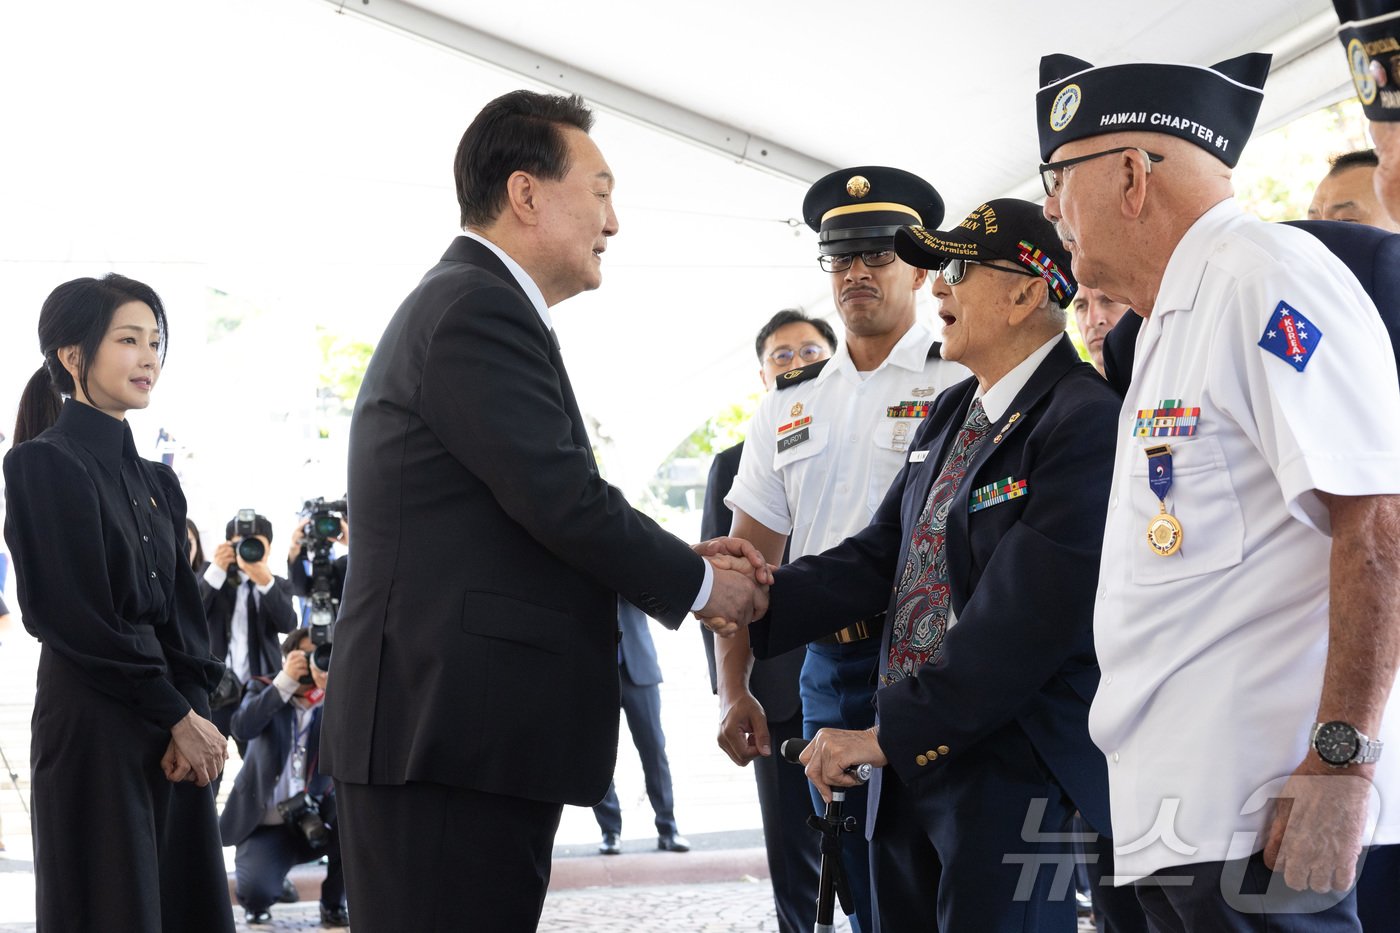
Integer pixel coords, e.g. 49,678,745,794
1315,721,1360,765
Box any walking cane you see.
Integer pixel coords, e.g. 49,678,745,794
782,738,872,933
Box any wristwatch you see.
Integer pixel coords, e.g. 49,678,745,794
1311,720,1384,767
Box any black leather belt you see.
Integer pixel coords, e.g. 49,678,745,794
815,613,885,646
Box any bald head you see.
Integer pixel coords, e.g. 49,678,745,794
1042,131,1234,316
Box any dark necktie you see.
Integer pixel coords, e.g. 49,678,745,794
244,579,260,673
886,397,992,684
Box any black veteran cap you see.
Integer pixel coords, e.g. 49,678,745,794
803,166,944,256
893,198,1077,308
1334,1,1400,121
1035,53,1272,167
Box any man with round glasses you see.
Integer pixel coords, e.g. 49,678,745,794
1038,52,1400,929
742,198,1118,931
715,165,965,932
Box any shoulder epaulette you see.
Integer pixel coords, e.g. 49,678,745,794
775,359,829,390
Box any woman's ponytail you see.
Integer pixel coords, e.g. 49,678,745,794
13,364,62,445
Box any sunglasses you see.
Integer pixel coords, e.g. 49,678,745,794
939,258,1042,286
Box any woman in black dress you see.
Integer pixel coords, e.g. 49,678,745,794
3,274,235,932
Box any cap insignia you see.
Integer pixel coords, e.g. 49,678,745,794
1050,83,1082,132
1350,39,1379,105
846,175,871,198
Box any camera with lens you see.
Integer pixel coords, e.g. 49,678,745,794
276,791,332,848
298,497,347,648
234,508,266,563
298,642,333,686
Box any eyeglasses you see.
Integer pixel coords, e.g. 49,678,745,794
939,258,1042,286
767,343,829,367
818,249,897,273
1039,147,1164,198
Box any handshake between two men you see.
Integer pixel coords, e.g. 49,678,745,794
690,536,774,637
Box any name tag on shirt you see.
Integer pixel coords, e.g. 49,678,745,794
777,428,811,454
908,450,929,463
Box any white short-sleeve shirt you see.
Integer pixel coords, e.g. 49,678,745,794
1092,199,1400,882
726,321,968,559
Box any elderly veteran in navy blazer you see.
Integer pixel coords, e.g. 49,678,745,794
743,199,1119,932
320,90,768,933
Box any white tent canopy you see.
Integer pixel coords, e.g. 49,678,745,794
0,0,1357,507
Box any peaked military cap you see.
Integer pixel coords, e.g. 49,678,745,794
803,166,944,256
1035,53,1272,167
894,198,1077,308
1335,0,1400,121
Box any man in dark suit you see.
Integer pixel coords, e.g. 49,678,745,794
593,597,688,854
221,629,345,928
319,90,766,932
199,511,297,754
732,200,1118,931
700,308,836,932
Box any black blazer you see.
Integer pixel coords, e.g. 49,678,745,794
320,236,704,807
699,442,805,723
3,401,222,727
750,336,1117,835
198,573,297,681
219,679,333,847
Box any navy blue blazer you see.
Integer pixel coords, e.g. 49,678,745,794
618,598,662,687
219,679,333,847
749,335,1117,835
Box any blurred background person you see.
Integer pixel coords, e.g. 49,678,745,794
1072,287,1131,376
593,598,689,856
186,516,206,572
1307,149,1400,230
220,629,346,928
3,274,232,932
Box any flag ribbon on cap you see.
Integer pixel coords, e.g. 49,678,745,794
1016,240,1071,304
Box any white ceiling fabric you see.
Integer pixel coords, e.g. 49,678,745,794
0,0,1358,500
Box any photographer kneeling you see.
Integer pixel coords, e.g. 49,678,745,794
219,629,347,928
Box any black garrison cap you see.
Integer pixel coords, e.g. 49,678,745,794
1335,1,1400,121
1035,53,1271,167
894,199,1077,308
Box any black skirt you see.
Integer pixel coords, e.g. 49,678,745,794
31,636,234,933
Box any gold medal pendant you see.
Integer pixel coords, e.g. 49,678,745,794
1146,505,1183,557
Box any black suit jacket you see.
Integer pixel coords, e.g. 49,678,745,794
749,336,1117,835
219,679,333,846
321,236,704,807
198,571,297,681
699,442,805,723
